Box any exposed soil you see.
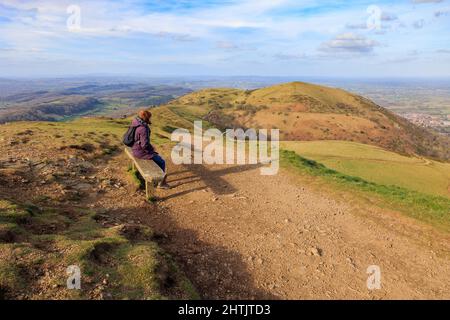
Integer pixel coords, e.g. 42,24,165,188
1,128,450,299
0,127,192,299
142,155,450,299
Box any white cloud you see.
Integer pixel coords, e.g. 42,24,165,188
412,0,444,3
273,53,307,60
319,33,379,54
434,9,449,17
216,41,240,50
412,19,426,28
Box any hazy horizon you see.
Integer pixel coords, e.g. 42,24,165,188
2,74,450,81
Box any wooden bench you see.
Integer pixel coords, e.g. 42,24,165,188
125,147,165,199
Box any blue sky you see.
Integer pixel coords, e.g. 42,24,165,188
0,0,449,78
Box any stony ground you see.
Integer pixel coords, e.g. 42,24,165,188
1,123,450,299
153,160,450,299
0,123,196,300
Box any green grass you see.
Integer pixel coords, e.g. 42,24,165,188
0,200,31,221
281,149,450,231
127,166,145,189
282,140,450,198
0,114,202,299
166,105,215,130
0,198,198,299
126,167,158,203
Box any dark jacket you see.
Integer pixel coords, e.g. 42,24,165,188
131,117,157,160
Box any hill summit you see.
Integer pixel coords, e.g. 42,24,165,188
169,82,450,161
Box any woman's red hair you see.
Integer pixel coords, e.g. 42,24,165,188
138,110,152,123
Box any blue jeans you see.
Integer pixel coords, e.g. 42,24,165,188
152,155,166,172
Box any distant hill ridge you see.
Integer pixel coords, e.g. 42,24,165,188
0,84,192,123
169,81,450,161
0,96,101,123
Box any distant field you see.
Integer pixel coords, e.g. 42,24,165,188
281,140,450,198
168,104,212,121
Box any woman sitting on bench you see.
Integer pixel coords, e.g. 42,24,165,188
131,110,170,189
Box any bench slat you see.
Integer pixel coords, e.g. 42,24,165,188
125,147,165,182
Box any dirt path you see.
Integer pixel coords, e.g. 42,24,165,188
138,159,450,299
2,137,450,299
4,125,448,299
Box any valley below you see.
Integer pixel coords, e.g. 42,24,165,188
0,79,192,123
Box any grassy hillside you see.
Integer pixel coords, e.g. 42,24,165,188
0,118,197,299
281,140,450,198
168,82,450,161
148,103,450,231
0,199,196,299
1,81,449,299
280,150,450,232
156,98,450,231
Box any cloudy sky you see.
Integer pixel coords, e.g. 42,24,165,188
0,0,449,78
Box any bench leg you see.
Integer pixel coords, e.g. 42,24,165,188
145,180,154,200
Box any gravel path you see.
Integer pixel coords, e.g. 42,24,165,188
141,161,450,299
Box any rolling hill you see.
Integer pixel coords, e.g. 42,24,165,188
1,93,450,299
168,82,450,161
0,82,192,123
0,96,102,123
